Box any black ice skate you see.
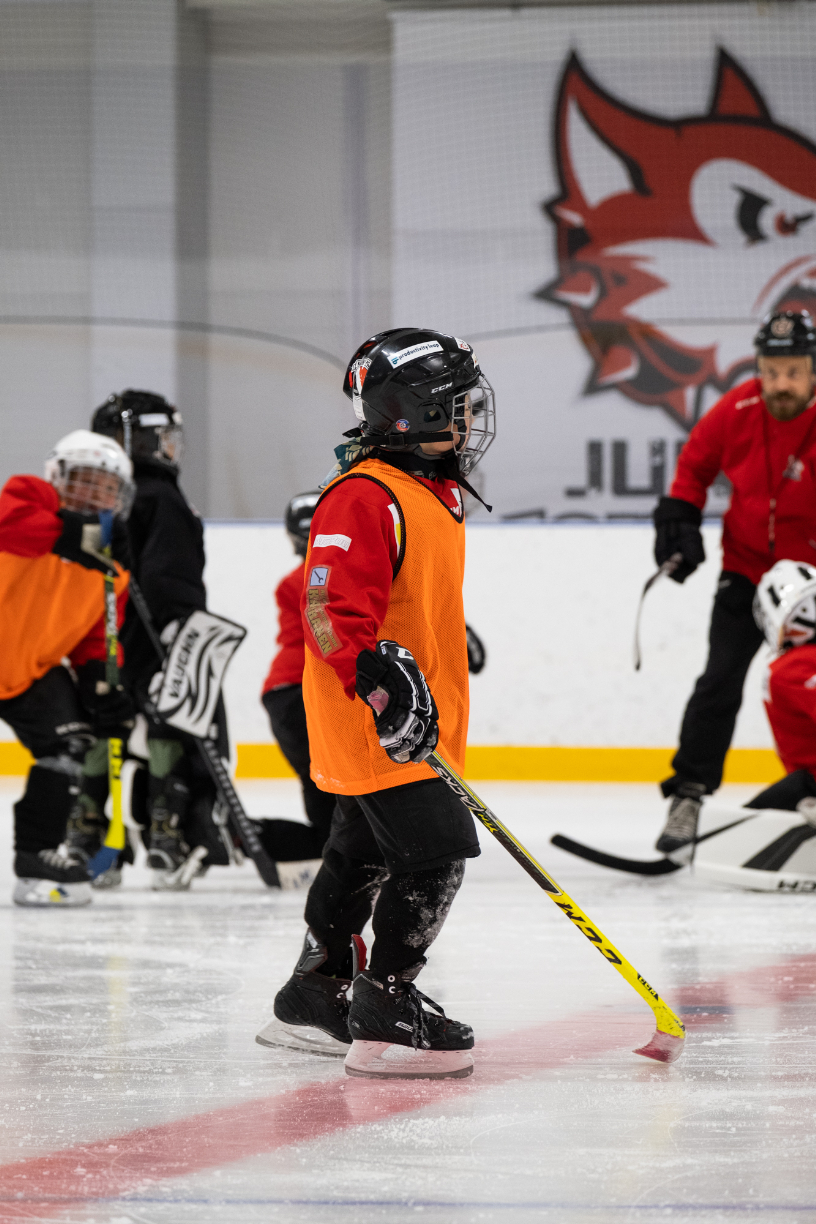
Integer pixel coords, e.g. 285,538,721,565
63,805,124,890
256,929,352,1057
345,939,474,1080
656,781,706,860
13,849,92,908
147,779,207,891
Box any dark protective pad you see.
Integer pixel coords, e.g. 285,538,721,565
262,684,336,837
327,777,480,874
14,765,77,854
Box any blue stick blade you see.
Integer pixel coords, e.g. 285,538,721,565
86,844,119,878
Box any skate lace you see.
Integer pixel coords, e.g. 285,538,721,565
664,796,700,840
403,983,447,1051
39,847,70,869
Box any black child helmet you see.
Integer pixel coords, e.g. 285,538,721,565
285,490,320,558
754,310,816,361
342,328,495,477
92,389,183,472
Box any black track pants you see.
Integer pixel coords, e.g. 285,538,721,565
667,571,765,795
305,846,466,977
261,686,335,859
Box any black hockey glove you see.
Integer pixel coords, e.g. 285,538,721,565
653,496,705,584
77,660,135,738
465,624,486,675
356,640,439,764
52,511,117,576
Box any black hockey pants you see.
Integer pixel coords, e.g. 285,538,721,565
665,571,765,796
304,778,477,976
0,666,94,855
261,685,335,860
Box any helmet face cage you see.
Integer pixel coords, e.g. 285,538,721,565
126,412,184,470
754,560,816,650
45,430,135,519
449,374,496,477
57,463,134,518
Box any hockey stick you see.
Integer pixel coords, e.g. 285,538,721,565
427,750,685,1062
86,512,126,879
125,575,280,888
633,552,683,671
550,814,756,877
550,834,681,876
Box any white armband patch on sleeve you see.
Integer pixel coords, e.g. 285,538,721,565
313,533,351,551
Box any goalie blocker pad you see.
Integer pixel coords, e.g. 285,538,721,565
153,610,247,739
694,802,816,893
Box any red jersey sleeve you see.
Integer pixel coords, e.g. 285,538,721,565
301,479,399,699
0,475,62,557
68,583,129,669
670,397,730,509
263,561,307,692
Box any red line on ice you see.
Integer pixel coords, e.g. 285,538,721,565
0,952,814,1220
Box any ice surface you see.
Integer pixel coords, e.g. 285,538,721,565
1,777,816,1224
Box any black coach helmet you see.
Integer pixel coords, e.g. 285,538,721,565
92,390,183,472
342,328,495,477
285,490,320,558
754,310,816,360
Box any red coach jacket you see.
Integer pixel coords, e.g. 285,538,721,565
671,378,816,585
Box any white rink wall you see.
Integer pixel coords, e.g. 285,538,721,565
0,521,774,750
202,521,774,751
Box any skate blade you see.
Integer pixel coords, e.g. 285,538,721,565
150,846,208,892
276,859,322,891
344,1040,474,1080
634,1030,685,1063
255,1017,350,1058
13,879,92,908
91,867,122,890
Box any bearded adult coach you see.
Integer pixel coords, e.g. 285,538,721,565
654,310,816,856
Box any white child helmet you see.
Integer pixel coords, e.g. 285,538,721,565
44,429,134,516
753,559,816,651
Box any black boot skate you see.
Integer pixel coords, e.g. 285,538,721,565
656,781,706,861
256,929,352,1057
13,849,92,908
147,779,206,891
345,938,474,1080
63,801,124,890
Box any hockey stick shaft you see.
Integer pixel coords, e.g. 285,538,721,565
427,751,685,1052
125,575,279,887
633,551,683,671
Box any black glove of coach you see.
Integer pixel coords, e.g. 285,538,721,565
76,660,136,739
653,496,706,584
356,640,439,764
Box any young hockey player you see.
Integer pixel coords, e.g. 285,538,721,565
260,492,488,874
652,310,816,855
260,491,336,864
78,390,229,890
749,560,816,812
256,328,495,1079
0,431,132,906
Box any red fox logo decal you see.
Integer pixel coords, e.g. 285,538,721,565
540,50,816,428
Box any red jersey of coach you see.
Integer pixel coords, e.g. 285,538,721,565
671,377,816,585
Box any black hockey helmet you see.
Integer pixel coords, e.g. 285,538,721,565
91,390,183,472
342,328,495,476
285,490,320,558
754,311,816,360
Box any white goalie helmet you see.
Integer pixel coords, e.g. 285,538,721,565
754,559,816,651
44,429,134,517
